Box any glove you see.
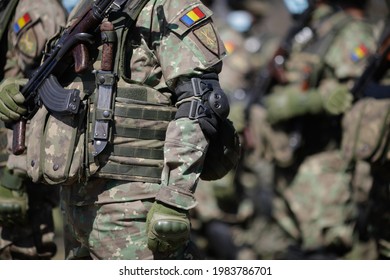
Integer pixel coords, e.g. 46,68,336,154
146,201,190,254
0,78,27,122
265,89,324,124
322,85,353,115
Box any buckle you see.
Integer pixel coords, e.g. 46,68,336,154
188,99,208,119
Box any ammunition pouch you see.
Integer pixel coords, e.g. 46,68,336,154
26,104,87,185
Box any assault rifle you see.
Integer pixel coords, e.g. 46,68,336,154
11,0,127,155
246,0,316,110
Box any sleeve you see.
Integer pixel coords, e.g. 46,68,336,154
151,0,227,87
6,0,66,78
319,19,377,105
150,0,226,209
323,20,376,81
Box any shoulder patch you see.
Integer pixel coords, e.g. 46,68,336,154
193,22,220,56
180,7,206,27
13,13,32,34
350,44,369,63
17,28,38,57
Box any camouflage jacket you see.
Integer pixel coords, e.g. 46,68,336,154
29,0,227,210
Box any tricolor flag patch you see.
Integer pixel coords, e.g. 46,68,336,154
351,44,369,62
13,13,32,34
180,7,206,27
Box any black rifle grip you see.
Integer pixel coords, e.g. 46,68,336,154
12,119,26,155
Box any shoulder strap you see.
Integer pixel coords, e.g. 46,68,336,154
107,0,150,78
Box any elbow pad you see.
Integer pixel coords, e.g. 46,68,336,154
175,73,230,140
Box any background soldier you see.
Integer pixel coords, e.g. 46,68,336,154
0,0,66,259
340,11,390,259
0,0,239,259
191,0,282,260
245,0,377,259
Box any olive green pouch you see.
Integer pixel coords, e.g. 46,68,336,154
27,106,86,185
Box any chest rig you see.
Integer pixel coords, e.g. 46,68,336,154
86,2,177,184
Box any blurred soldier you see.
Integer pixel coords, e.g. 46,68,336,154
245,0,377,259
192,0,281,259
0,0,239,259
340,15,390,259
0,0,66,259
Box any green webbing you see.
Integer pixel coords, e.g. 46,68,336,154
112,145,164,159
113,126,167,140
94,161,163,179
114,106,176,121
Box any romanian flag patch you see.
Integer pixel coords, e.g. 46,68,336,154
13,13,32,34
351,44,369,62
180,7,206,27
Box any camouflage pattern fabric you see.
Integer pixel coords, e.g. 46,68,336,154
26,0,228,259
191,0,281,259
244,3,377,259
0,0,66,260
273,151,355,253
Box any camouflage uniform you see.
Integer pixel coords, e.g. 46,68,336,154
20,0,232,260
191,0,282,259
246,2,377,258
340,19,390,259
0,0,66,259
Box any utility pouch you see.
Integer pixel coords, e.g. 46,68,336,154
26,104,87,185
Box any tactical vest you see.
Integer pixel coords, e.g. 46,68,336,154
26,0,177,185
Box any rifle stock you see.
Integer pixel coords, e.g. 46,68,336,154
11,0,126,155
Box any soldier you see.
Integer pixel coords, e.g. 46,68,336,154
340,15,390,259
0,0,239,259
0,0,66,259
245,0,377,259
191,0,282,260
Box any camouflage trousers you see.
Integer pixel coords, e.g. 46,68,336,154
272,150,356,257
61,178,200,260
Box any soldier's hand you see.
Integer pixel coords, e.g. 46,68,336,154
0,78,27,122
323,85,353,115
146,201,190,254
